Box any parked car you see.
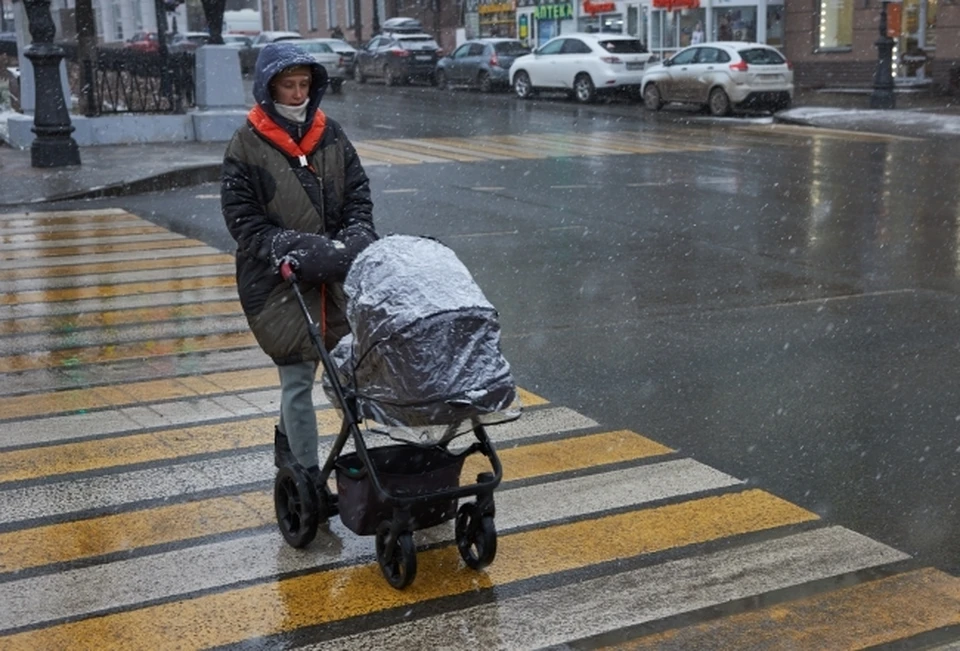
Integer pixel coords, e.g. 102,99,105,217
354,32,441,86
436,38,530,92
640,42,793,116
0,32,17,57
240,30,303,74
298,39,347,93
509,33,654,103
221,34,253,49
125,31,160,53
169,31,210,52
303,37,357,77
379,17,425,35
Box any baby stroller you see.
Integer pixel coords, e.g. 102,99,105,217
273,235,519,589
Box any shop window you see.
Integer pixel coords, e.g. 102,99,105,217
818,0,852,49
286,0,299,31
308,0,317,30
713,6,755,42
326,0,336,29
767,4,784,47
679,9,705,47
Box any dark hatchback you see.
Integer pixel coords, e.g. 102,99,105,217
353,33,442,86
436,38,530,92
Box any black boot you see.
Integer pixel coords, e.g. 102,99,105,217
306,465,339,515
274,427,296,468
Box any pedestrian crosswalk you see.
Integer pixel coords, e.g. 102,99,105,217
1,208,959,649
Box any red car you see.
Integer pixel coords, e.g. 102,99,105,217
125,31,160,53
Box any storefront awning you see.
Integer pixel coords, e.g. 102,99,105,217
652,0,700,10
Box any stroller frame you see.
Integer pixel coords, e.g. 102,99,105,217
273,262,504,589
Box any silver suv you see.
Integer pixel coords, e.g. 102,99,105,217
640,42,793,116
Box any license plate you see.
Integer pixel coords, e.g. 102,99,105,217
416,54,432,61
758,73,782,81
626,62,644,70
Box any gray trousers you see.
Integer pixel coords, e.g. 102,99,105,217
277,361,320,468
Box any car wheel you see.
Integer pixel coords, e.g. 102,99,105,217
330,79,343,94
436,70,448,90
428,72,437,87
573,73,596,103
478,71,492,93
354,65,366,84
643,83,663,111
514,71,533,99
385,66,398,86
708,87,731,116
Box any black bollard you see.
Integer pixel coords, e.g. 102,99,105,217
23,0,81,167
870,0,896,110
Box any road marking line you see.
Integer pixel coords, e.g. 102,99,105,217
0,408,596,526
0,238,208,261
1,276,238,307
0,232,187,252
313,527,909,651
0,300,243,336
0,432,674,575
609,567,960,650
0,331,258,373
0,254,234,282
0,208,133,222
0,263,236,293
0,490,815,648
0,245,225,271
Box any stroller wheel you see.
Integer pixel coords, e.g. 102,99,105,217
455,502,497,569
274,465,319,548
375,524,417,589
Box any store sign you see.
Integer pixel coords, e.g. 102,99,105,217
652,0,699,8
479,2,514,13
583,0,616,14
654,0,700,8
534,3,574,19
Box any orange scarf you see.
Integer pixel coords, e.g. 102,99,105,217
247,104,328,171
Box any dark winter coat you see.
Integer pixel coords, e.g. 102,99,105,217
221,42,376,365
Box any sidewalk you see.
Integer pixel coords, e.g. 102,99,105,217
1,87,959,207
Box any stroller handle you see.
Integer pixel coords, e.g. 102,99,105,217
280,258,297,282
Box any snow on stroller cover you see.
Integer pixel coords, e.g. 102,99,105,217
324,234,520,443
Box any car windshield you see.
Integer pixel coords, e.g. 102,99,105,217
599,39,647,53
399,37,440,50
738,47,785,65
300,42,333,53
494,42,530,56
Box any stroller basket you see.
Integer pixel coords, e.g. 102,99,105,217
335,444,466,536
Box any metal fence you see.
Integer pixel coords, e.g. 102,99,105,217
87,48,195,115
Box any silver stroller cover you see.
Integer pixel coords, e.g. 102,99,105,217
326,234,519,437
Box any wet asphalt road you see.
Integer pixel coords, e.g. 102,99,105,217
38,81,960,577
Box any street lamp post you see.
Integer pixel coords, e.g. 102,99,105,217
22,0,81,167
870,0,896,109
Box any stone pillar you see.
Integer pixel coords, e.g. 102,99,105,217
14,0,70,114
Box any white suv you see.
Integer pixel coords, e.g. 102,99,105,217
509,33,655,103
640,42,794,116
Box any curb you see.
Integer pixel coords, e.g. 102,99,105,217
0,163,222,207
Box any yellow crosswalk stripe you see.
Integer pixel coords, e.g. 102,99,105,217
0,332,258,373
0,208,136,223
0,490,816,650
0,300,243,335
0,238,207,260
1,276,237,306
0,225,168,244
0,429,665,573
0,387,548,480
0,254,234,282
607,568,960,650
0,367,277,421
